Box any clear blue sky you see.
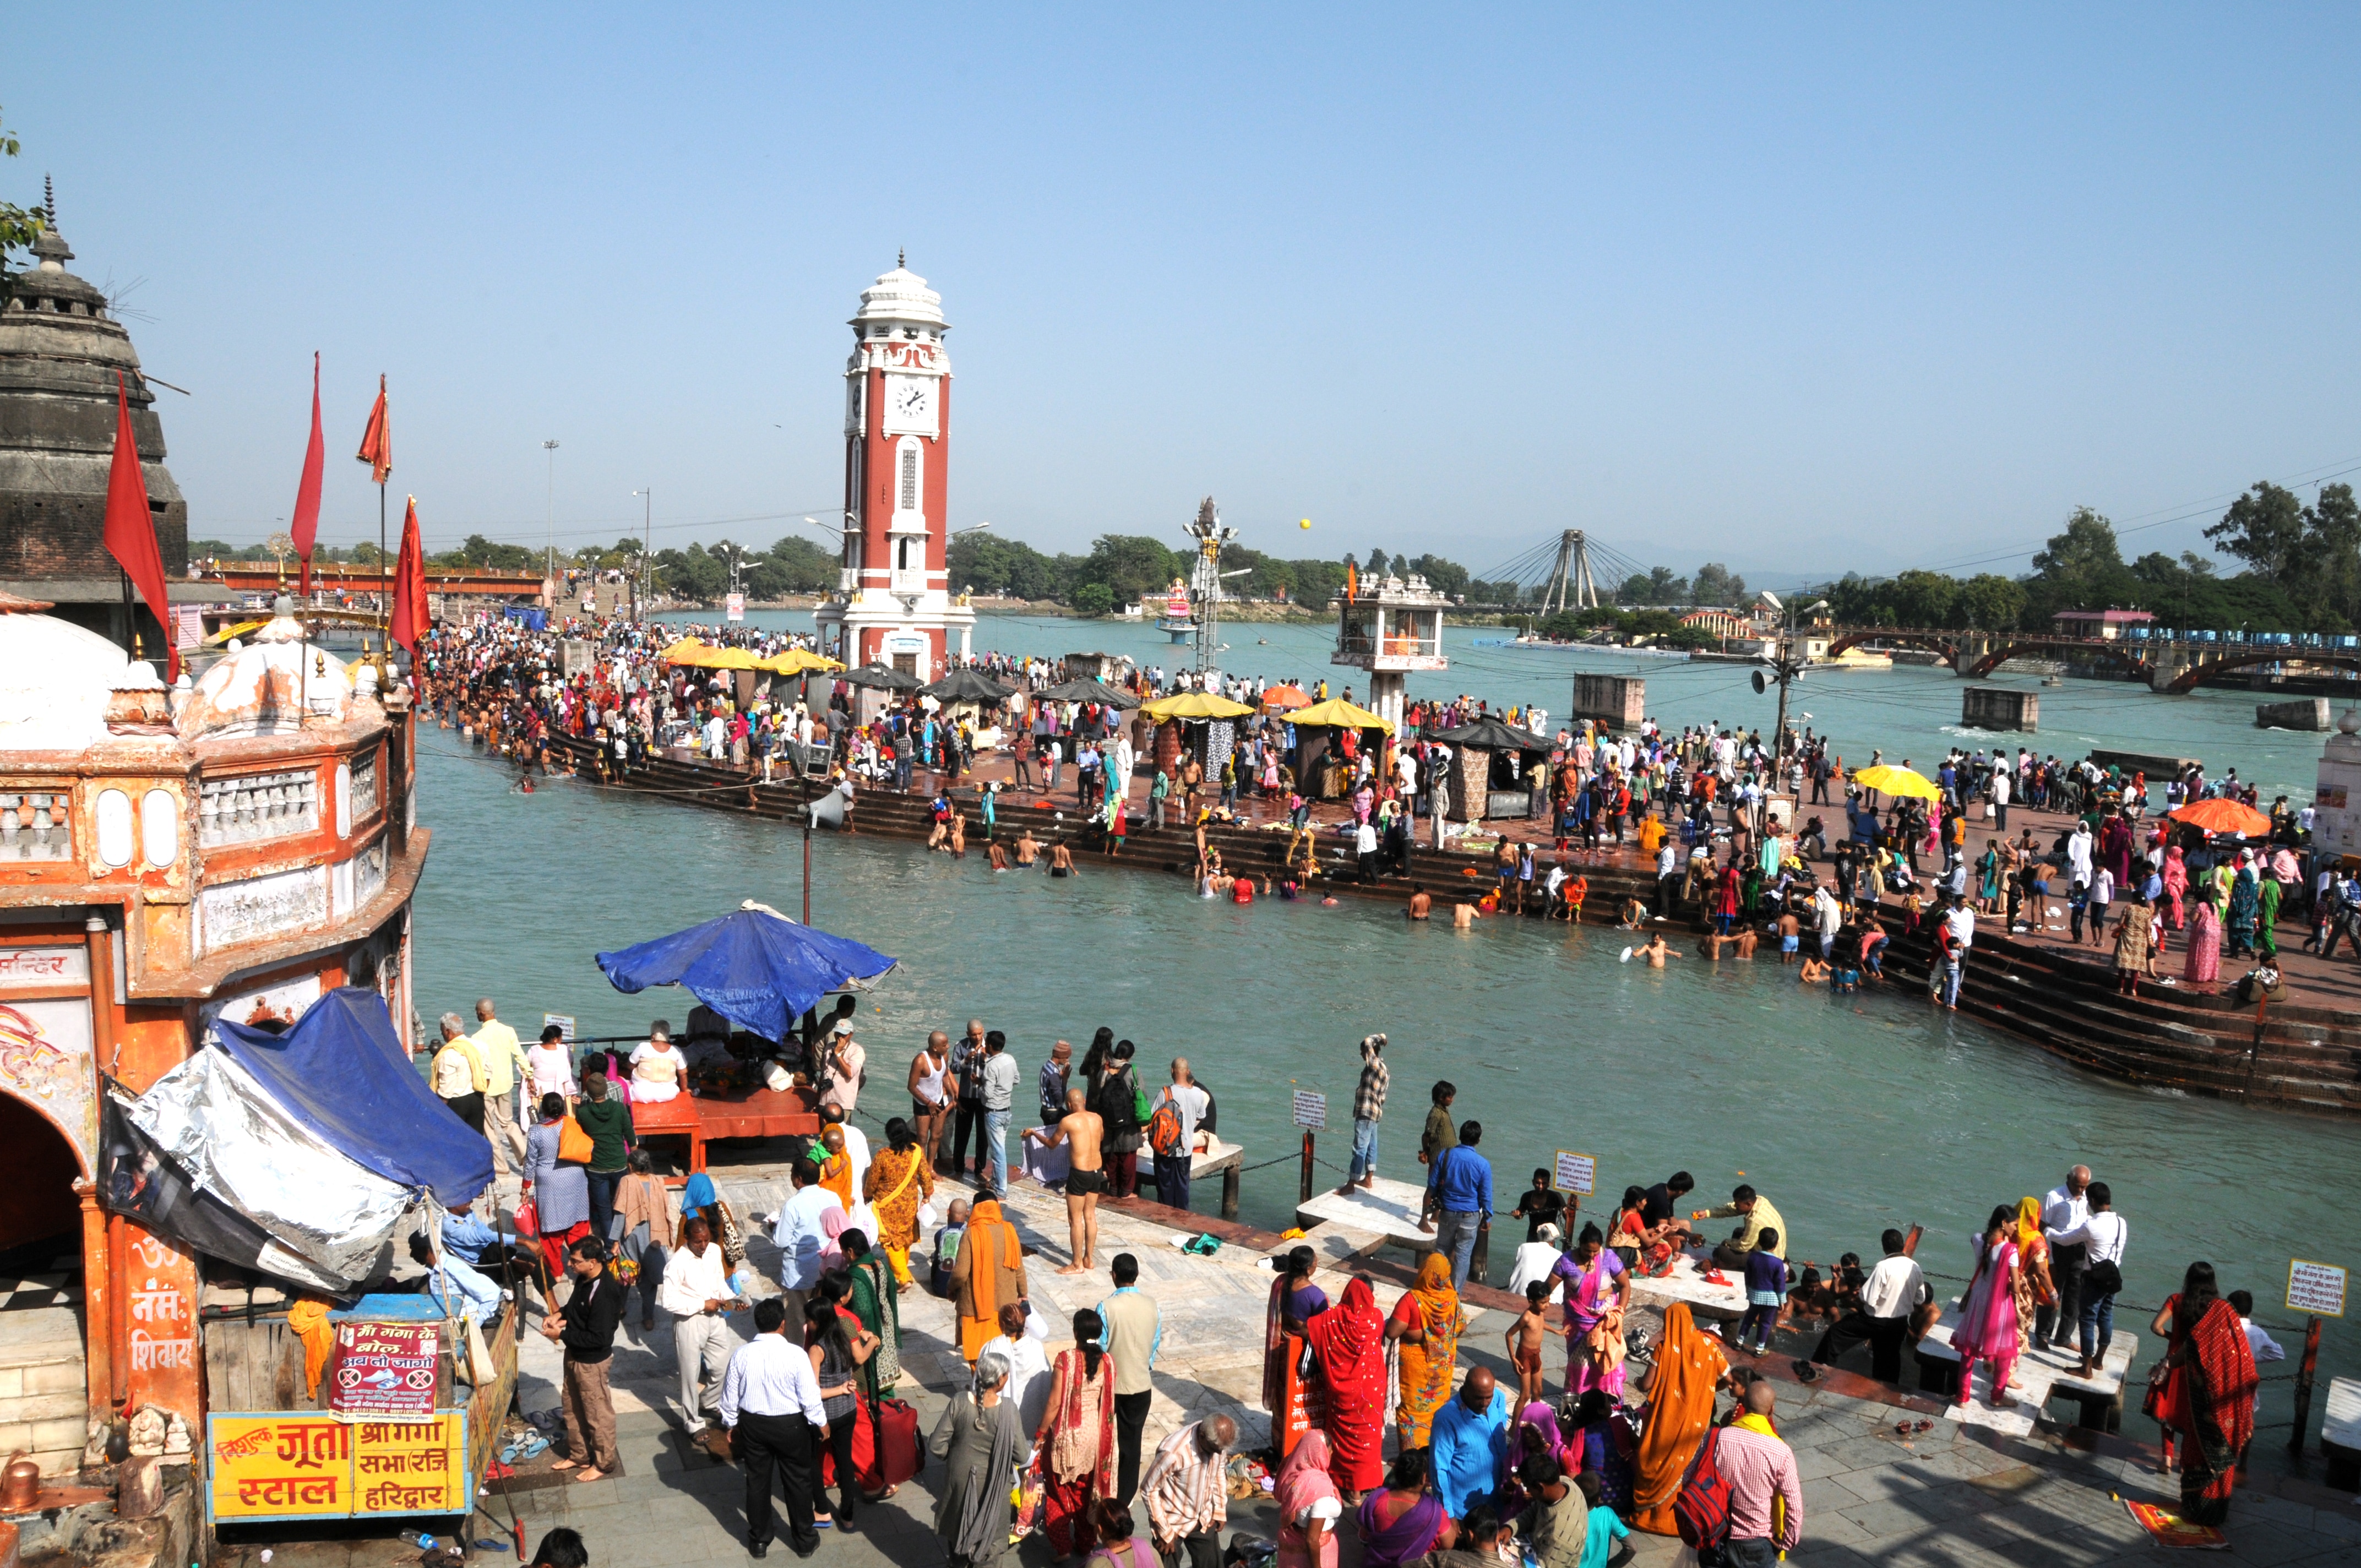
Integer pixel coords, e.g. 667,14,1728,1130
12,6,2359,584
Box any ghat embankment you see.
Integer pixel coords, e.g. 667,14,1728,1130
542,733,2361,1117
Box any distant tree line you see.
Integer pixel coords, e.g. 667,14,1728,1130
1813,483,2359,634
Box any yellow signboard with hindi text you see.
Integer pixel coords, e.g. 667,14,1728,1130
207,1412,469,1524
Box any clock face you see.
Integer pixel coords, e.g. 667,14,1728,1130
895,380,930,418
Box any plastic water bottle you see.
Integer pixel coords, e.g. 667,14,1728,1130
399,1532,437,1550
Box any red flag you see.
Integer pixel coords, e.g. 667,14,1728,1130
389,495,429,652
356,373,391,483
102,373,178,682
291,352,325,593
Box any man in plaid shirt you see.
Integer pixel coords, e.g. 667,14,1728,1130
1339,1033,1388,1195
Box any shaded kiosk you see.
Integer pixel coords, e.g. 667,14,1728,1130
1287,697,1396,799
1421,716,1554,822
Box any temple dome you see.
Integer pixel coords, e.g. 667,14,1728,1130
176,616,355,741
0,600,132,752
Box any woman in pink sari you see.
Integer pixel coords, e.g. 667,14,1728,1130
1274,1430,1342,1568
1550,1222,1630,1400
2184,884,2223,990
2161,845,2189,930
1951,1206,2021,1409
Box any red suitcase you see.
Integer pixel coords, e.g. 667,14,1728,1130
820,1395,923,1493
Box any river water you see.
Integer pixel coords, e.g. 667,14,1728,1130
417,611,2355,1442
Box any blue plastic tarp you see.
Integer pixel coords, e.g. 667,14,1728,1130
502,606,548,630
595,907,897,1043
214,987,494,1207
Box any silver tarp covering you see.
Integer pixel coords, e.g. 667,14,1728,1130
128,1046,415,1283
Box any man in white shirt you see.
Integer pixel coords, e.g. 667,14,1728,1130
820,1019,865,1114
717,1297,829,1558
769,1159,843,1325
1803,1229,1928,1384
1506,1222,1566,1304
2047,1180,2128,1378
660,1216,739,1438
2038,1167,2093,1348
2227,1291,2286,1362
470,998,532,1177
980,1300,1054,1435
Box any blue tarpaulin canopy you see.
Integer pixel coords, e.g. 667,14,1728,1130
594,902,898,1043
215,987,494,1207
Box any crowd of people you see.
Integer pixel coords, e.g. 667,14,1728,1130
414,978,2278,1561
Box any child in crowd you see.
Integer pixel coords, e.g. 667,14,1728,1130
929,1198,969,1297
1509,1282,1550,1407
1736,1227,1789,1354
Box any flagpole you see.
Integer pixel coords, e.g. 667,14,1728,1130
379,482,388,627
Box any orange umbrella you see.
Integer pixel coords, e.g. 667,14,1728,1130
1261,684,1312,710
2168,798,2272,837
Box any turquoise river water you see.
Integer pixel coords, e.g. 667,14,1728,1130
412,612,2359,1441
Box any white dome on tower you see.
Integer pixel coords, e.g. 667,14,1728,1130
851,256,946,331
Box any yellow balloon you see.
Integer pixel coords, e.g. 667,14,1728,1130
1299,518,1312,529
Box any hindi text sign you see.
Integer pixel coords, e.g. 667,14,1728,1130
352,1414,467,1515
2288,1259,2347,1319
1291,1090,1326,1131
1553,1151,1596,1196
329,1320,439,1420
209,1415,350,1521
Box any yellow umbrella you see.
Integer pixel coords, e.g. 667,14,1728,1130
681,645,760,671
1286,697,1394,733
658,636,709,663
1851,764,1941,801
1142,690,1256,722
757,648,844,676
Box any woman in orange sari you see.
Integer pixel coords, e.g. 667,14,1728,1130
1631,1303,1730,1536
1305,1276,1388,1499
1385,1255,1460,1452
1263,1246,1329,1460
950,1196,1026,1363
2009,1196,2055,1388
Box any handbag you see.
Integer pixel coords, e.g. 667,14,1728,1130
558,1114,595,1165
2085,1256,2124,1298
513,1194,541,1240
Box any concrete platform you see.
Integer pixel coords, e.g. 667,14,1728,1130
1292,1174,1433,1257
1914,1307,2139,1438
1627,1248,1749,1323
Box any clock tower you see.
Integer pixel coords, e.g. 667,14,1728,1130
813,258,975,679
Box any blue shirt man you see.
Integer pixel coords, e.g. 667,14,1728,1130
1429,1370,1509,1518
1432,1123,1494,1291
439,1206,502,1267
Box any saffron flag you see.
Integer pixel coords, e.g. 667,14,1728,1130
290,353,325,593
389,495,429,652
101,374,178,682
356,373,391,483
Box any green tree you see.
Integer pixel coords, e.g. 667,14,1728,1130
1886,569,1959,628
1407,553,1470,597
1070,582,1115,617
2030,507,2125,591
1690,563,1747,605
764,535,839,594
437,534,537,571
1955,573,2027,630
1365,548,1390,579
2205,482,2309,583
1072,534,1179,608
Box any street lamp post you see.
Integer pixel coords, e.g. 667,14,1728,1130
1753,592,1830,763
632,488,652,616
541,439,561,594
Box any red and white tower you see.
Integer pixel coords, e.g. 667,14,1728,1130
813,258,974,678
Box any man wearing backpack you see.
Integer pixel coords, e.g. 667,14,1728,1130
1149,1059,1209,1212
1713,1381,1802,1564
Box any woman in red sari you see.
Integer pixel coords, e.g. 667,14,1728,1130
2145,1262,2260,1526
1305,1276,1387,1499
1034,1308,1118,1558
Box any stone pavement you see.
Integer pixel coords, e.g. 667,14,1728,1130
342,1162,2361,1568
